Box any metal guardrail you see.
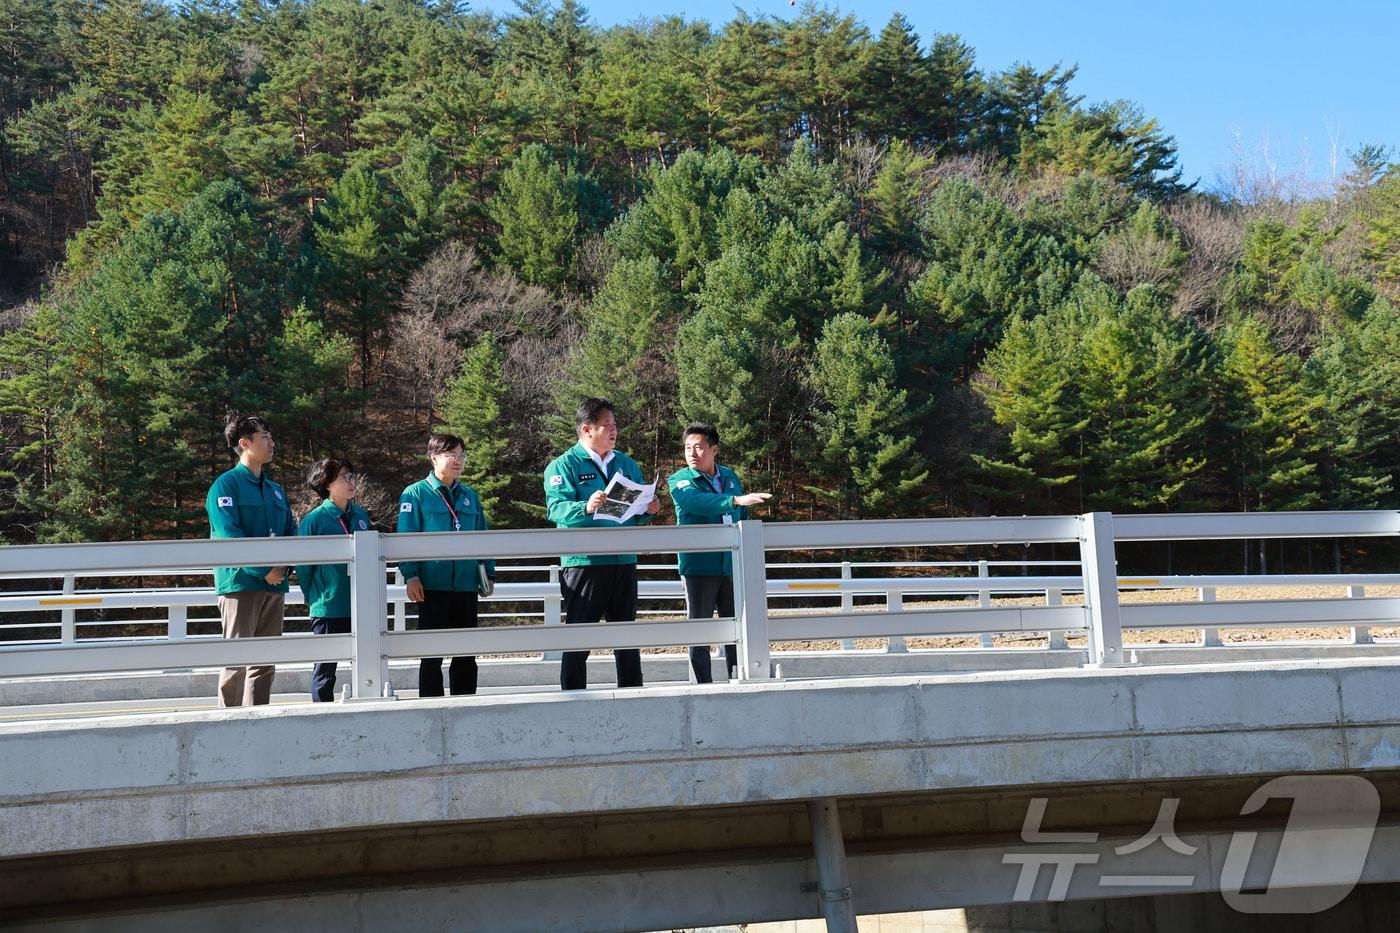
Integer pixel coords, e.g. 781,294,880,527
0,511,1397,697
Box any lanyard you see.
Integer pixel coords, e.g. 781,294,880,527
436,486,462,531
335,509,352,534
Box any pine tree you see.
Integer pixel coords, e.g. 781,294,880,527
807,313,928,518
973,306,1089,513
608,147,757,293
678,246,803,488
22,180,351,542
1364,167,1400,300
315,163,405,390
704,14,787,157
271,306,357,466
1220,316,1323,513
866,139,932,258
1076,285,1212,511
858,14,928,143
925,33,983,151
909,177,1080,379
0,305,65,539
1019,101,1185,200
1308,298,1400,512
560,255,682,473
440,335,511,518
487,143,596,289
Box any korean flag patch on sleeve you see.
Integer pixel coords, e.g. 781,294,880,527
400,502,413,513
217,496,234,508
549,475,563,487
676,480,691,489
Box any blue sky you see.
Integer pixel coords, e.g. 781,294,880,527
478,0,1400,190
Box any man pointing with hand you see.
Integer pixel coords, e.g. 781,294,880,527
668,422,771,683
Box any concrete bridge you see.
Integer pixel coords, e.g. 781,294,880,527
3,657,1400,930
4,511,1400,930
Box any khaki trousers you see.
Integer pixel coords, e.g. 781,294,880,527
217,591,285,707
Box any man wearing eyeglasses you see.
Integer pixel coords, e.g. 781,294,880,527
395,432,496,697
206,412,297,707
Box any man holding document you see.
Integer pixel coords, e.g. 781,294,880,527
544,398,661,690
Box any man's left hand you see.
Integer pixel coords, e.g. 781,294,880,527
645,496,661,515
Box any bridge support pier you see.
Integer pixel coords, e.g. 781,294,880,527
807,797,857,932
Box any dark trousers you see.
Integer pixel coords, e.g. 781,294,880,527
417,589,479,697
560,564,642,691
310,616,351,702
682,575,737,684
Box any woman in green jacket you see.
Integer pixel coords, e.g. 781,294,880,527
296,458,372,702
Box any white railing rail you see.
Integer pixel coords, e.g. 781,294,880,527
1,511,1397,697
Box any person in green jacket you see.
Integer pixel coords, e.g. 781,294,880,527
667,422,771,683
396,432,495,698
295,458,372,702
544,397,660,691
205,412,297,707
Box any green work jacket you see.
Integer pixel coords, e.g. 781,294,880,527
543,442,653,567
667,465,748,577
206,463,297,595
295,499,372,618
395,474,494,592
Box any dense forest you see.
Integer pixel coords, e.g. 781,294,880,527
2,0,1399,570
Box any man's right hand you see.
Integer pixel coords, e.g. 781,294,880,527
735,492,772,507
265,567,286,585
406,578,425,603
585,490,607,514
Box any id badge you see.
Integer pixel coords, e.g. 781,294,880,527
722,514,734,525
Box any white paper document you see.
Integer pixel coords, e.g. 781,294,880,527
593,472,658,524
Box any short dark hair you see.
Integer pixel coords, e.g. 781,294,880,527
575,397,615,432
428,432,465,457
682,422,720,446
305,458,353,500
224,412,271,456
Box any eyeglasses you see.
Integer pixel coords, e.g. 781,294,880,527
435,450,466,460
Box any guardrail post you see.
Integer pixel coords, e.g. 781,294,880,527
167,605,188,641
885,590,906,653
350,530,388,698
1349,585,1372,644
543,565,563,661
977,559,994,648
839,561,854,651
392,567,405,632
60,574,76,644
1079,512,1126,667
735,520,772,680
1046,589,1067,649
1199,587,1220,647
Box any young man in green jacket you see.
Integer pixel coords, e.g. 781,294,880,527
544,397,661,690
296,458,372,702
396,432,495,698
205,412,297,707
667,422,771,683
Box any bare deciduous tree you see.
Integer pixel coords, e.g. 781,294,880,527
1095,228,1182,292
1167,200,1245,328
392,241,572,426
